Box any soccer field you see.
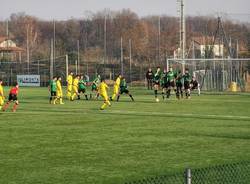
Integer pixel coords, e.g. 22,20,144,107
1,87,250,184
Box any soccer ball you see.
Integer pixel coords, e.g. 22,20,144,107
156,98,160,102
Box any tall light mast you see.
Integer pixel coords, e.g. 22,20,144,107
178,0,186,73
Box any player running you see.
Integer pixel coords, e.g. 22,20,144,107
90,75,101,100
49,76,57,104
166,67,176,99
2,82,19,112
111,74,122,101
99,79,111,110
153,67,161,102
67,72,74,100
183,69,192,99
78,75,89,100
71,75,80,101
55,76,64,105
175,70,184,99
190,75,201,96
0,79,5,110
117,77,134,102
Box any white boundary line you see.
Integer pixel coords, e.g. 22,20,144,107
2,109,250,121
105,110,250,120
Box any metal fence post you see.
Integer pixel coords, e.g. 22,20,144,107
166,58,169,71
186,168,191,184
65,54,68,79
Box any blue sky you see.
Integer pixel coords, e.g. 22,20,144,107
1,0,249,22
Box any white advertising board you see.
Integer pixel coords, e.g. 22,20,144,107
17,75,40,87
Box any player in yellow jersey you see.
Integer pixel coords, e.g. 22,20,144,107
0,79,5,110
99,79,111,110
111,74,122,101
56,76,64,104
67,72,74,99
71,75,80,101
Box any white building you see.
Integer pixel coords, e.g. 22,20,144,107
193,36,224,58
0,36,24,61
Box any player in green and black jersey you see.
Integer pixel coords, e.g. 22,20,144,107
183,69,192,99
117,77,134,102
166,67,176,99
48,76,57,104
161,69,168,100
175,70,183,99
90,75,101,99
153,67,161,101
78,75,88,100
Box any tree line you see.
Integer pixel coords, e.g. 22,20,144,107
0,9,250,65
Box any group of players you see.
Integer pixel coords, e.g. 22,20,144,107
0,66,200,112
48,72,135,110
146,66,200,102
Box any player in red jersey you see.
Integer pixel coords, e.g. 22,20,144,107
2,82,19,112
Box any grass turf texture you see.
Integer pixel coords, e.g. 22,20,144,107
0,87,250,184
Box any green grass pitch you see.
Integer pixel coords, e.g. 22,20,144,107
1,87,250,184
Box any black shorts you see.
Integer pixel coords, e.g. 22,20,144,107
120,89,129,94
9,94,17,101
167,81,175,88
51,91,56,97
184,81,190,90
78,89,86,93
162,83,168,89
176,82,183,88
191,81,198,90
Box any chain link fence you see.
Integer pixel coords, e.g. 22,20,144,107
0,56,153,87
1,56,250,90
167,58,250,91
125,172,185,184
125,161,250,184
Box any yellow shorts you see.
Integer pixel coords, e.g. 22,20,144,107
0,96,4,105
73,86,78,94
100,93,109,102
67,85,73,92
113,85,119,94
57,91,63,97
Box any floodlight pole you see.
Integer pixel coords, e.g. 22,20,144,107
129,39,132,83
158,16,161,64
104,16,107,75
53,20,56,70
6,20,9,38
26,25,30,74
50,39,53,79
77,40,80,74
180,0,186,73
66,54,69,78
75,60,78,75
121,37,124,76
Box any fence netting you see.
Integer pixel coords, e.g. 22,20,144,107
125,161,250,184
191,162,250,184
0,57,250,91
125,172,185,184
168,59,250,91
